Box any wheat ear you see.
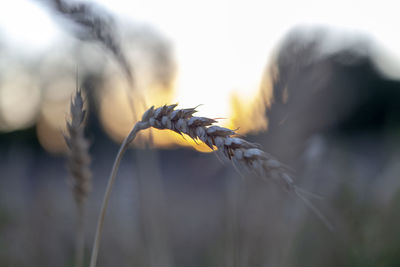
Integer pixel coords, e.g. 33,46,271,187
65,89,92,267
89,104,331,267
140,105,332,230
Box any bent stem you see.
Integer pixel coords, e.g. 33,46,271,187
89,121,148,267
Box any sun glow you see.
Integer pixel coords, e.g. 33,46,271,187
1,0,400,153
99,75,213,152
0,69,41,131
0,0,59,53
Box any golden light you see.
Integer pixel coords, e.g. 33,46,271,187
1,0,400,153
36,114,67,154
36,76,80,153
98,73,212,152
0,69,41,131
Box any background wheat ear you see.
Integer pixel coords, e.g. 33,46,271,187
64,88,92,267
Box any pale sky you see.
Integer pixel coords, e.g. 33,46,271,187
0,0,399,151
1,0,400,100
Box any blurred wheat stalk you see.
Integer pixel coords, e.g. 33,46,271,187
64,89,92,267
88,103,331,267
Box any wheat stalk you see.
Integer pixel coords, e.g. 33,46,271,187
65,89,92,267
89,104,331,267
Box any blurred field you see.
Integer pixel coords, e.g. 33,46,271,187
1,39,400,266
1,1,400,267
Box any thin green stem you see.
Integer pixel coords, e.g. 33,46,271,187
89,122,148,267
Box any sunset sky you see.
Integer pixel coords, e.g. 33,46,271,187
0,0,399,152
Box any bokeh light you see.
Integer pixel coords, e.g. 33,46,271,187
0,0,400,154
0,68,41,131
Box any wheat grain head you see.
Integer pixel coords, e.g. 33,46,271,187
137,104,332,230
64,89,92,206
139,105,292,186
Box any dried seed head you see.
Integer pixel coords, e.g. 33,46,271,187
65,89,92,206
139,104,294,188
138,104,331,229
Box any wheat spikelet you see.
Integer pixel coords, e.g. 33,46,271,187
139,104,293,187
90,103,331,267
65,89,92,205
65,88,92,267
138,104,332,230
